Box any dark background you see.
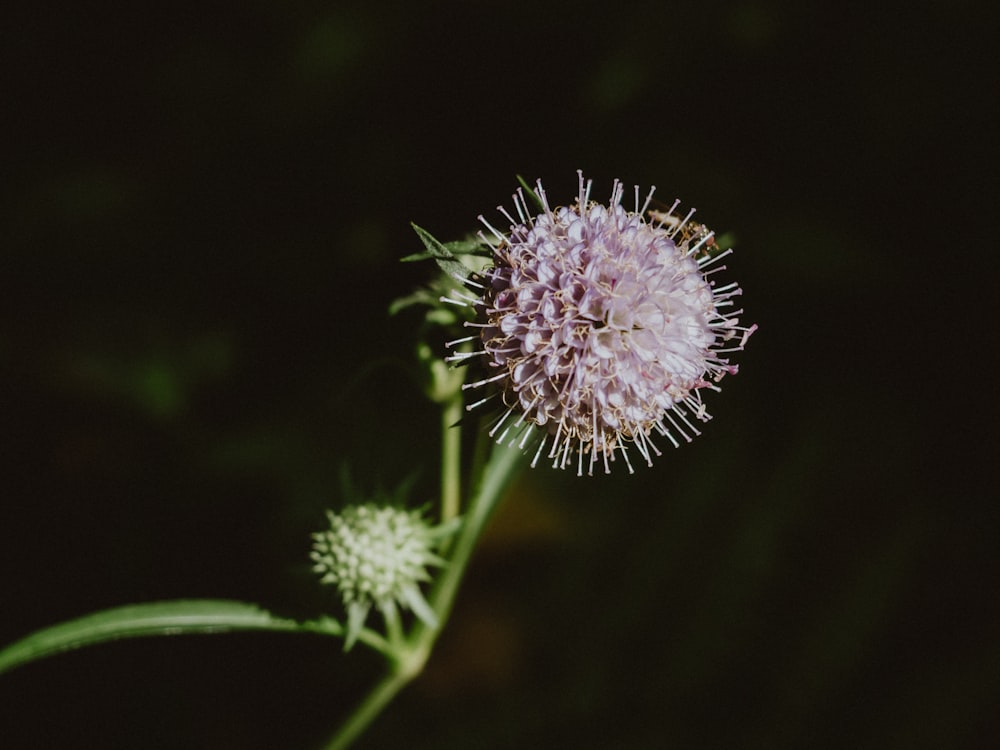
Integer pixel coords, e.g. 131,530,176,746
2,1,997,748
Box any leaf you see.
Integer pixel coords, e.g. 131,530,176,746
387,287,440,316
403,223,455,262
516,174,545,212
0,599,340,676
444,237,490,256
406,224,472,280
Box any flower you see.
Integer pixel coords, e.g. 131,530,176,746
311,504,455,648
450,171,755,475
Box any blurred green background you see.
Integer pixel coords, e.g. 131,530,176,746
1,0,996,748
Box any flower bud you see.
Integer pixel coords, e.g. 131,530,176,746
311,504,454,648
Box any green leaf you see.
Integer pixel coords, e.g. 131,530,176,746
406,224,472,280
387,287,440,316
516,174,545,212
403,223,455,262
0,599,340,676
443,237,490,256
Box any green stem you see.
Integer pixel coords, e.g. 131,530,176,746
440,392,463,526
382,603,404,653
322,668,412,750
422,441,525,630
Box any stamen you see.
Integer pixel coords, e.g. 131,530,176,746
559,438,572,470
663,410,691,443
610,179,624,208
684,395,710,421
466,393,497,411
669,207,697,238
463,371,509,390
702,263,729,277
711,281,739,294
530,434,548,468
656,421,681,449
477,215,506,243
697,247,732,268
517,422,535,449
512,189,528,224
536,180,553,218
617,438,635,474
457,273,485,289
686,231,716,257
671,406,702,439
486,406,514,439
445,350,487,362
639,184,656,216
633,431,652,464
497,204,519,228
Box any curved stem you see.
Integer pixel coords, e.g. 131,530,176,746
323,669,411,750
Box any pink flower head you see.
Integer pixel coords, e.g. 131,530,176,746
450,171,755,475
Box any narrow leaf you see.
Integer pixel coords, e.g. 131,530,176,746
516,174,545,211
444,237,490,256
0,599,331,675
407,224,471,279
402,227,454,265
388,287,439,316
